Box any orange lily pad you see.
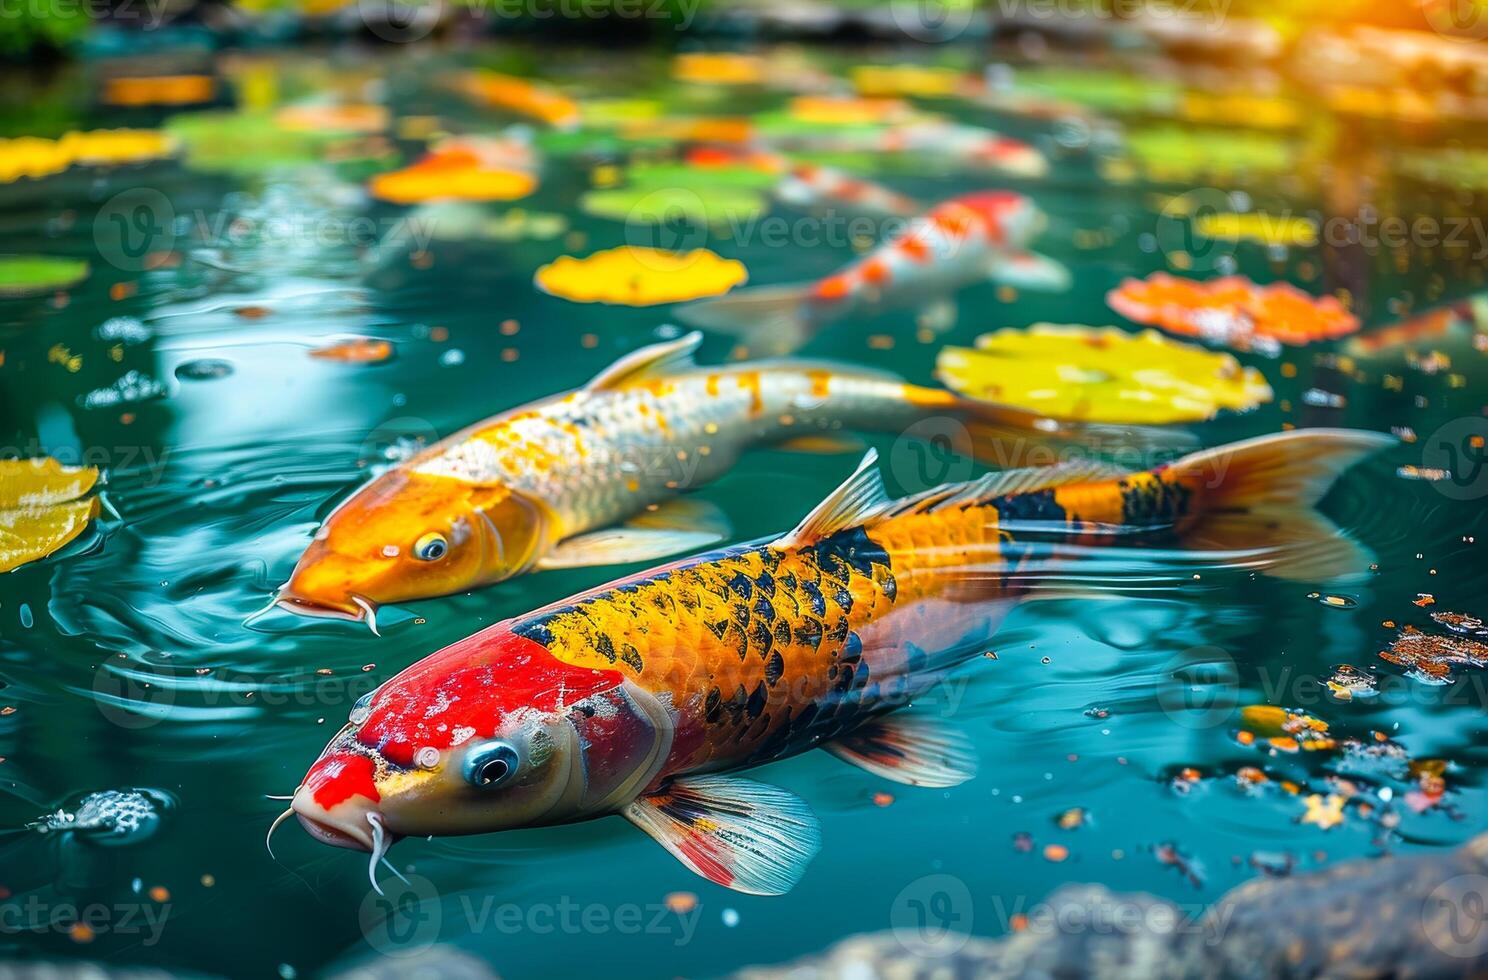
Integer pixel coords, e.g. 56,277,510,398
452,71,580,129
102,75,215,107
368,145,537,205
1107,273,1360,355
673,53,766,86
534,247,747,306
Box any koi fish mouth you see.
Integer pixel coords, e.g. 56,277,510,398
252,591,382,635
295,812,372,851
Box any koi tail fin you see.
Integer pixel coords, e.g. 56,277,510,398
1172,428,1395,582
675,283,816,356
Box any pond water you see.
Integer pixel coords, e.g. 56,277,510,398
2,41,1486,977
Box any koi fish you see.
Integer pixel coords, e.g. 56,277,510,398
283,428,1391,894
772,162,920,219
774,121,1048,178
678,191,1071,353
270,331,1136,630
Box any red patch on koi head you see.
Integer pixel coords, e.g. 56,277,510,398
352,628,623,768
306,752,381,810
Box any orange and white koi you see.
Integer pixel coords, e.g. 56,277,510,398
268,331,1118,630
283,429,1391,894
775,121,1048,177
678,190,1071,353
773,162,920,218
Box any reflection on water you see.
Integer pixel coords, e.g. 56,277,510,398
0,38,1486,980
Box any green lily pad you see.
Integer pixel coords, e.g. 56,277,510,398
165,112,395,176
580,186,766,227
625,162,779,191
0,255,89,297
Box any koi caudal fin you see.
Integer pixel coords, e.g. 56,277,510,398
1173,428,1395,582
675,283,816,356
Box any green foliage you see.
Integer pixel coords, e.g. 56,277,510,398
0,0,90,58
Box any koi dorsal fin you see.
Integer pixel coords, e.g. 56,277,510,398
772,450,890,549
584,331,702,391
885,459,1130,517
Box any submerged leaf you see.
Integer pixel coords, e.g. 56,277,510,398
0,256,90,297
0,459,101,574
534,247,747,306
936,324,1272,424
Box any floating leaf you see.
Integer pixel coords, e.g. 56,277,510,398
1380,624,1488,682
1300,793,1346,830
368,145,537,205
1107,274,1360,355
672,53,765,86
0,459,100,574
101,75,215,107
166,112,394,175
534,246,747,306
0,130,174,184
274,103,389,134
579,185,765,228
451,71,580,129
0,256,89,298
851,65,969,99
936,324,1271,424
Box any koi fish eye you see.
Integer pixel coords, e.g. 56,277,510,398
463,741,519,788
413,532,448,562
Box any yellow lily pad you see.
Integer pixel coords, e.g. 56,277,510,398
0,458,101,574
534,246,747,306
936,324,1273,425
851,64,968,98
0,130,175,184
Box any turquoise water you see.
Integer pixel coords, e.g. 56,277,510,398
2,42,1487,977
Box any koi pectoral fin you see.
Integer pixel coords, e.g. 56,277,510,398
825,715,978,788
536,499,730,570
987,251,1072,292
622,775,821,896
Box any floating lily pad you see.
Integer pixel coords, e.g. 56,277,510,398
936,324,1272,424
579,185,765,228
0,458,100,574
0,256,89,297
535,246,747,306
